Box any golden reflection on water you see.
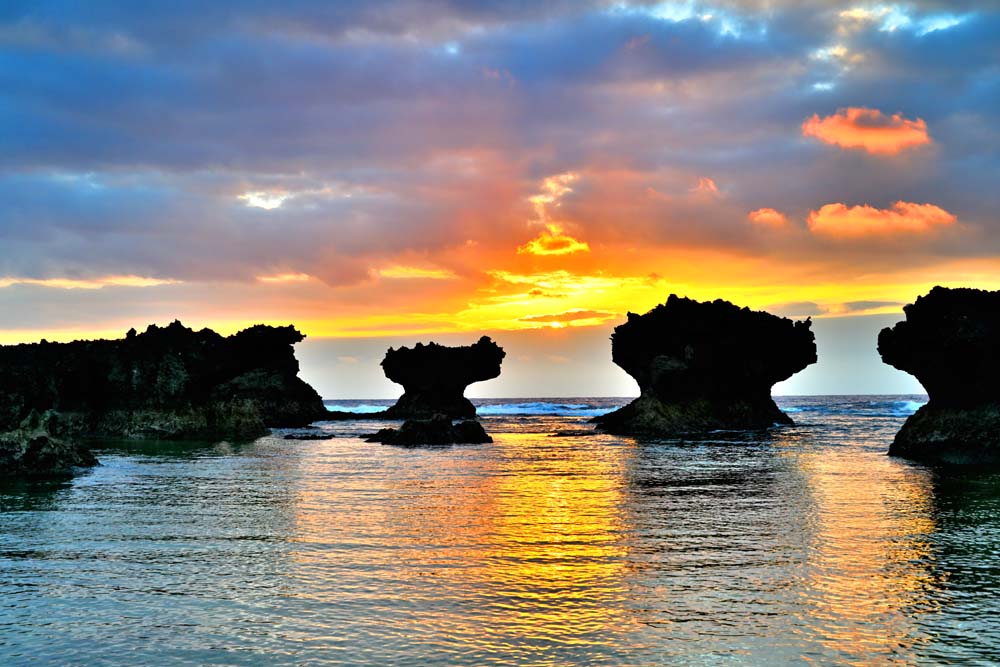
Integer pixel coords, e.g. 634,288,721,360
789,445,940,666
475,432,634,647
283,422,951,665
288,431,637,656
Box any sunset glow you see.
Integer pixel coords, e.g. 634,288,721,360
0,1,996,396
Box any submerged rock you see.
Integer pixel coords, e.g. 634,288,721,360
0,321,326,443
0,410,97,478
381,336,505,419
365,414,493,447
879,286,1000,464
593,295,816,435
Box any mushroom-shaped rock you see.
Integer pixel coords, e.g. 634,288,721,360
0,321,327,447
879,286,1000,464
593,295,816,435
365,414,493,447
381,336,505,419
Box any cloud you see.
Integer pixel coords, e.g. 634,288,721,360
517,224,590,256
376,266,457,280
802,107,931,155
807,201,956,238
0,1,998,344
691,176,720,196
747,208,788,227
766,299,904,318
0,275,179,290
842,300,901,312
766,301,827,318
257,273,311,283
519,309,617,324
239,191,289,210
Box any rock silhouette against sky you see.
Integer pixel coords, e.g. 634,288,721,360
594,295,817,435
880,286,1000,464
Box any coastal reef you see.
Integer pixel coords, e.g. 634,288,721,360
593,295,817,435
365,414,493,447
381,336,505,419
879,286,1000,464
0,410,97,478
0,321,326,445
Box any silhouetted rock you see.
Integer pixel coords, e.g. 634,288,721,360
381,336,505,419
0,321,326,443
0,410,97,478
593,295,816,435
879,286,1000,464
365,414,493,446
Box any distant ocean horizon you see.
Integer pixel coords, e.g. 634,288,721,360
322,394,930,418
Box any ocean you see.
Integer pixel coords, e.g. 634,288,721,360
2,395,999,666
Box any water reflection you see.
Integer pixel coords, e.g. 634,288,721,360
4,400,1000,666
918,469,1000,663
287,430,639,663
787,439,940,665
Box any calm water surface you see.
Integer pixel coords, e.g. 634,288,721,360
2,395,999,666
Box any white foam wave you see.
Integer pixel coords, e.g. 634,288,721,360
324,404,388,414
476,402,615,417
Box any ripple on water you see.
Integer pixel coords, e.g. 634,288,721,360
2,396,1000,666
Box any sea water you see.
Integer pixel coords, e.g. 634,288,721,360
2,395,999,666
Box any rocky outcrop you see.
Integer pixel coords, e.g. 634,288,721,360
0,410,97,478
0,321,326,442
593,295,816,435
879,286,1000,464
365,414,493,447
381,336,505,419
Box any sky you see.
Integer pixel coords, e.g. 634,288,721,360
1,1,997,397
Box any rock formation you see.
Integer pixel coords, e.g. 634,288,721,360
879,286,1000,464
0,410,97,478
381,336,505,419
365,414,493,447
0,321,326,443
593,295,817,435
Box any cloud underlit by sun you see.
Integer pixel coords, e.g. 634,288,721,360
748,208,788,227
808,201,956,238
518,224,591,256
802,107,931,155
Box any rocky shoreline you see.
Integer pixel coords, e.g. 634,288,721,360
8,286,1000,475
0,321,326,477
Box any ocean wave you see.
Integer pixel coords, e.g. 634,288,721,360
879,399,926,416
476,402,616,417
324,403,389,414
779,398,926,418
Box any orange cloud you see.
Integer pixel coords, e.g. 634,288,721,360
376,265,457,280
517,224,590,256
807,201,956,238
747,208,788,227
519,309,618,327
257,272,311,283
691,176,720,196
802,107,931,154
